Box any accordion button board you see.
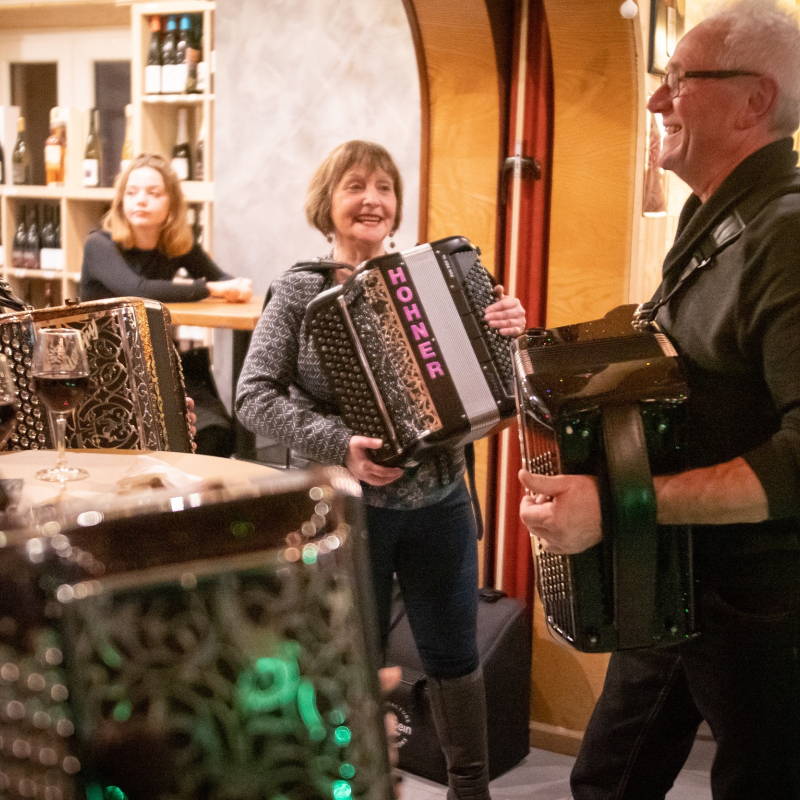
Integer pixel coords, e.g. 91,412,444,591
513,304,697,652
306,236,516,467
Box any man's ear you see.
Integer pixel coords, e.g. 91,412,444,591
736,75,779,129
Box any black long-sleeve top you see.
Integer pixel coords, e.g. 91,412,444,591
80,230,232,303
655,138,800,587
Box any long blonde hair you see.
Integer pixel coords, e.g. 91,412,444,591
103,153,193,256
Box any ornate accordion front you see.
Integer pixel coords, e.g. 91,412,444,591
513,304,697,652
0,468,392,800
305,236,516,466
0,297,192,453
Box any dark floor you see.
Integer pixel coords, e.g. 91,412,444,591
400,737,715,800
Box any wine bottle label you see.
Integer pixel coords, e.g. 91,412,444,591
12,163,25,184
196,62,207,92
145,64,161,94
11,249,24,270
174,63,188,93
45,144,62,167
161,64,175,94
82,159,99,187
171,157,189,180
23,249,39,271
40,248,65,272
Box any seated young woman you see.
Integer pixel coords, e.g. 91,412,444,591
80,153,252,304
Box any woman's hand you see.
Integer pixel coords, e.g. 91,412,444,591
346,436,403,486
208,277,253,303
483,285,526,336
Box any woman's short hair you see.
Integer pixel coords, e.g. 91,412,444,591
103,153,193,257
305,140,403,238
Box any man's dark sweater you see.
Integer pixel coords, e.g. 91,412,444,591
656,138,800,588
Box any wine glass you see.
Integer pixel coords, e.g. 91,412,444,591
0,354,19,451
31,327,90,483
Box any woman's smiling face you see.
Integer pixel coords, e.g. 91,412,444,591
330,164,397,251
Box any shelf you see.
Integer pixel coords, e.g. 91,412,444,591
7,268,67,281
1,186,115,201
142,94,214,104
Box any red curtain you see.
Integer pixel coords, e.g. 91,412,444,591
486,0,553,610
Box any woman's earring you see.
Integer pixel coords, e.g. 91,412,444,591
326,233,333,244
388,231,396,249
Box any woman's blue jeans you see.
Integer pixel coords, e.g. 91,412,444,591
364,480,480,680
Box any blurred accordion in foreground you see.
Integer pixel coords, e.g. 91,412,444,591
513,305,697,652
306,237,516,466
0,295,192,453
0,468,392,800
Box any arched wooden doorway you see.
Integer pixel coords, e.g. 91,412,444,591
404,0,643,754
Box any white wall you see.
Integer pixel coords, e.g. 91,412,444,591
214,0,421,295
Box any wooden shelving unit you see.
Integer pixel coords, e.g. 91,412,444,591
0,0,216,308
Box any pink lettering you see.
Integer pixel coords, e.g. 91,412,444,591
427,362,445,379
388,267,406,285
404,304,421,322
396,286,413,303
411,322,429,341
419,341,436,359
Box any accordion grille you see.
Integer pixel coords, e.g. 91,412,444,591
2,322,48,450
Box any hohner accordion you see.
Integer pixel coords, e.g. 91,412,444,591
513,304,697,652
0,468,392,800
0,296,192,453
305,237,516,466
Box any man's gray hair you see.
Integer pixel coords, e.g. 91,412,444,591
708,0,800,135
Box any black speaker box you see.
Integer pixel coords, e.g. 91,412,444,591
384,588,531,784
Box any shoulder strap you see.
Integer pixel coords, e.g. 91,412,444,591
261,259,353,313
635,175,800,327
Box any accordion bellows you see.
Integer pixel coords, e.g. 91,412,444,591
513,304,697,652
305,236,516,466
0,298,192,453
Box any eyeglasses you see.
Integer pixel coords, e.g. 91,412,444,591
661,70,761,98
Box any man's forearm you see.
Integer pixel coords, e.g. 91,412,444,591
654,456,769,525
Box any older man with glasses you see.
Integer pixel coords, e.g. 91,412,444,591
519,1,800,798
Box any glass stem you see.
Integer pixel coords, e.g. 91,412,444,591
54,414,67,471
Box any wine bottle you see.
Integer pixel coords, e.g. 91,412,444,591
45,108,66,187
145,15,162,95
11,117,31,186
185,15,200,94
12,207,26,269
120,104,134,175
161,15,179,95
53,204,61,248
82,108,102,188
24,204,40,271
174,16,192,94
191,205,203,245
40,205,54,248
171,107,192,181
194,113,206,181
195,16,207,93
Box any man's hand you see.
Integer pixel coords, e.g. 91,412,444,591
484,285,526,336
518,470,602,554
346,436,404,486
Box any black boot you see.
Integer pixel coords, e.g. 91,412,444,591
428,667,491,800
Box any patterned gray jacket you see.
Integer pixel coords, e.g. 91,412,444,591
235,267,464,509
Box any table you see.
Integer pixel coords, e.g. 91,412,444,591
165,297,264,459
0,449,275,512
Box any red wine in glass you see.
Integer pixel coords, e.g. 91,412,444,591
31,375,90,414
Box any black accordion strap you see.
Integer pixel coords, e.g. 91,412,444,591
602,403,658,650
261,260,354,313
0,280,31,312
464,442,484,540
635,175,800,327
